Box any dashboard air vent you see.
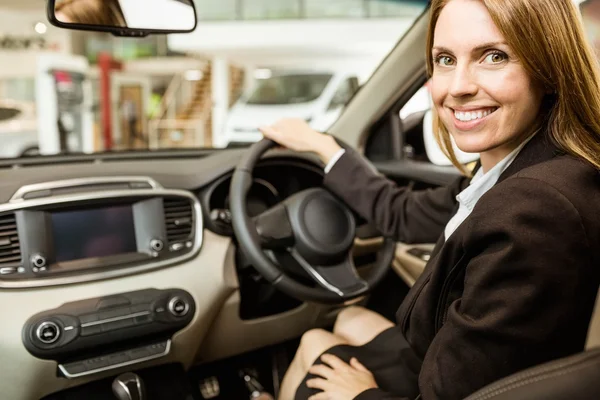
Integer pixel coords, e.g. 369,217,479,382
0,213,21,266
163,197,194,243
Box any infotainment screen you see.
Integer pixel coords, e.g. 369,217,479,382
51,205,137,262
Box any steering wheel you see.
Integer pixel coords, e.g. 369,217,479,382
229,139,396,303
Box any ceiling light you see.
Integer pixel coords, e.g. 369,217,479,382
35,22,47,35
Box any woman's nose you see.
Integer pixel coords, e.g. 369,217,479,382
449,65,478,98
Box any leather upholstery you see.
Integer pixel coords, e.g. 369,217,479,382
463,347,600,400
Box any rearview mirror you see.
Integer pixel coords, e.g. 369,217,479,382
48,0,197,36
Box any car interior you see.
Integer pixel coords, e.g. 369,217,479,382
0,1,598,400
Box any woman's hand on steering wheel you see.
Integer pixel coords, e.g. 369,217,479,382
258,118,342,164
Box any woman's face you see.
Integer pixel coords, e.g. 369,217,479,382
430,0,545,170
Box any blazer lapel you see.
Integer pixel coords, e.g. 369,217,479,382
497,133,561,185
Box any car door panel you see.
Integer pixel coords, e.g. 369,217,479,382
393,242,435,287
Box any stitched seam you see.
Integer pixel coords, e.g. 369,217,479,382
469,361,596,400
467,354,600,400
469,354,597,396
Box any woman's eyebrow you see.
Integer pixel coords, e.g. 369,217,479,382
432,41,508,54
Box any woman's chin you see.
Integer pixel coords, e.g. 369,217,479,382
450,134,491,154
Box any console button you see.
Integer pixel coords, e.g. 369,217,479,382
62,362,87,375
98,308,130,320
102,317,134,332
35,321,61,344
170,242,184,252
106,352,130,365
96,296,130,310
128,347,151,359
0,267,16,275
79,314,98,324
81,324,102,336
83,356,109,370
130,304,149,313
147,342,168,355
134,314,151,325
168,297,189,317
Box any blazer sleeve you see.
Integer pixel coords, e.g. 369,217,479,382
323,151,467,243
351,177,595,400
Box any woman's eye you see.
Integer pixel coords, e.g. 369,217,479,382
436,56,455,66
484,52,507,64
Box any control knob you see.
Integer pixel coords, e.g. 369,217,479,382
150,239,164,252
35,321,61,344
31,254,47,272
167,297,189,317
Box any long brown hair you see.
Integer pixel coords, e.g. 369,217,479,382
55,0,126,27
426,0,600,173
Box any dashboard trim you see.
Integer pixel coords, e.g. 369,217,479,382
57,339,172,379
0,185,203,289
9,176,162,202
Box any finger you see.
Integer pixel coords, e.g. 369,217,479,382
320,354,350,371
350,357,370,373
258,125,279,138
308,364,334,379
306,378,330,392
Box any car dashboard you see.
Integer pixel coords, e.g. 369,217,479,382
0,150,341,400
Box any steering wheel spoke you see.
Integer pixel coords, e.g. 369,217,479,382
290,248,368,298
253,203,294,249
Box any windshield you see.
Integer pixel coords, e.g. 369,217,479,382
246,74,333,105
0,0,431,157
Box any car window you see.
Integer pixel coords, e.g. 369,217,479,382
245,74,333,105
0,107,21,121
0,0,430,156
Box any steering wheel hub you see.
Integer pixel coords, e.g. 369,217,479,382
287,189,355,265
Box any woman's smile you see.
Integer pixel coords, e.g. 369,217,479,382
449,106,499,131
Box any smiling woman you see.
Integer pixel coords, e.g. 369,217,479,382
259,0,600,399
429,1,547,171
428,0,600,173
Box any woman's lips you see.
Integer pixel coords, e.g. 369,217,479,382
450,107,498,131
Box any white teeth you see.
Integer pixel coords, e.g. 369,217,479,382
454,108,495,122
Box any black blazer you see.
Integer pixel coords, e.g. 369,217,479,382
323,132,600,400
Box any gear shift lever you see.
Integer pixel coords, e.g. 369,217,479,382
112,372,146,400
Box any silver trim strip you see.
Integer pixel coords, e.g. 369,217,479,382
290,249,344,297
58,340,171,379
117,380,132,400
10,176,162,202
0,186,203,289
81,311,151,328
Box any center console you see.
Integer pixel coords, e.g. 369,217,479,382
2,177,205,381
23,288,196,378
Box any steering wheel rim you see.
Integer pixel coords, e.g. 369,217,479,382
230,138,396,304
